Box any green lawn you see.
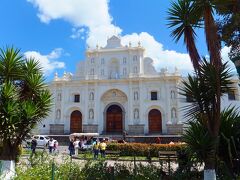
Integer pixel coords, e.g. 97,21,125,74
77,152,159,161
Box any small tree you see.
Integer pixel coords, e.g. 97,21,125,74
0,47,51,178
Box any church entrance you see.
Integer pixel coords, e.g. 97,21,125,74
70,110,82,133
148,109,162,133
106,105,123,133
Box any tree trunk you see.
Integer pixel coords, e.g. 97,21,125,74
0,160,15,180
0,141,17,179
204,169,216,180
204,136,218,180
0,141,17,161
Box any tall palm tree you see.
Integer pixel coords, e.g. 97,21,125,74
168,0,232,179
167,0,202,72
0,47,52,179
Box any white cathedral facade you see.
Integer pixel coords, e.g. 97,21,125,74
38,36,240,135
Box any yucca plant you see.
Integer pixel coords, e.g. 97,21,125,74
183,107,240,178
0,47,52,179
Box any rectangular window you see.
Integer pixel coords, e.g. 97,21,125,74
74,94,80,102
151,92,158,100
228,91,236,100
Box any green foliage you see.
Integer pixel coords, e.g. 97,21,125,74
16,155,166,180
183,107,240,178
180,59,233,121
107,143,186,157
0,47,52,160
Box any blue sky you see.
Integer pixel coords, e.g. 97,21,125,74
0,0,233,80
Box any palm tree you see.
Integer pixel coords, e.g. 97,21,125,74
167,0,232,178
167,0,202,72
0,47,51,179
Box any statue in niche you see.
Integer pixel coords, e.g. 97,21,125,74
171,108,177,123
57,93,61,101
56,109,61,120
134,91,138,100
89,109,94,119
134,109,139,119
89,92,94,101
171,90,176,99
112,91,116,97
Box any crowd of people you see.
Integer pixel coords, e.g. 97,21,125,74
30,137,58,155
68,136,107,159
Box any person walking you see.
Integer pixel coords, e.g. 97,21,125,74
53,140,59,154
99,139,107,158
68,139,75,156
48,138,55,153
92,140,100,159
31,138,37,155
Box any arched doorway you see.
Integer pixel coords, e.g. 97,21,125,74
148,109,162,133
106,105,123,133
70,110,82,133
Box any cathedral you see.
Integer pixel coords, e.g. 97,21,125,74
38,36,240,135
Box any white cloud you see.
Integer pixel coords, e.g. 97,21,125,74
24,48,65,75
27,0,122,46
28,0,193,75
121,32,193,75
70,27,86,39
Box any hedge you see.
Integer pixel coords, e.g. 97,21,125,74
106,143,186,157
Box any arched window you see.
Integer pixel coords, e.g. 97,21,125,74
91,58,95,64
56,109,61,120
134,108,139,119
89,109,94,119
89,92,94,101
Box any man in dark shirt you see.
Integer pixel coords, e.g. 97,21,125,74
31,138,37,154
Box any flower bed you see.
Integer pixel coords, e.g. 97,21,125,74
107,143,186,156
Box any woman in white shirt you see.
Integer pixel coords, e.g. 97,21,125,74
73,138,80,155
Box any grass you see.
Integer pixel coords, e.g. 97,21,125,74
77,151,159,161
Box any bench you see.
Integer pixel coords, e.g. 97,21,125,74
158,151,177,175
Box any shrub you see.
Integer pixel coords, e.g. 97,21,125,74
107,143,186,156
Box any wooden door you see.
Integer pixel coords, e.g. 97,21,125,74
148,109,162,133
70,110,82,133
106,105,122,132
